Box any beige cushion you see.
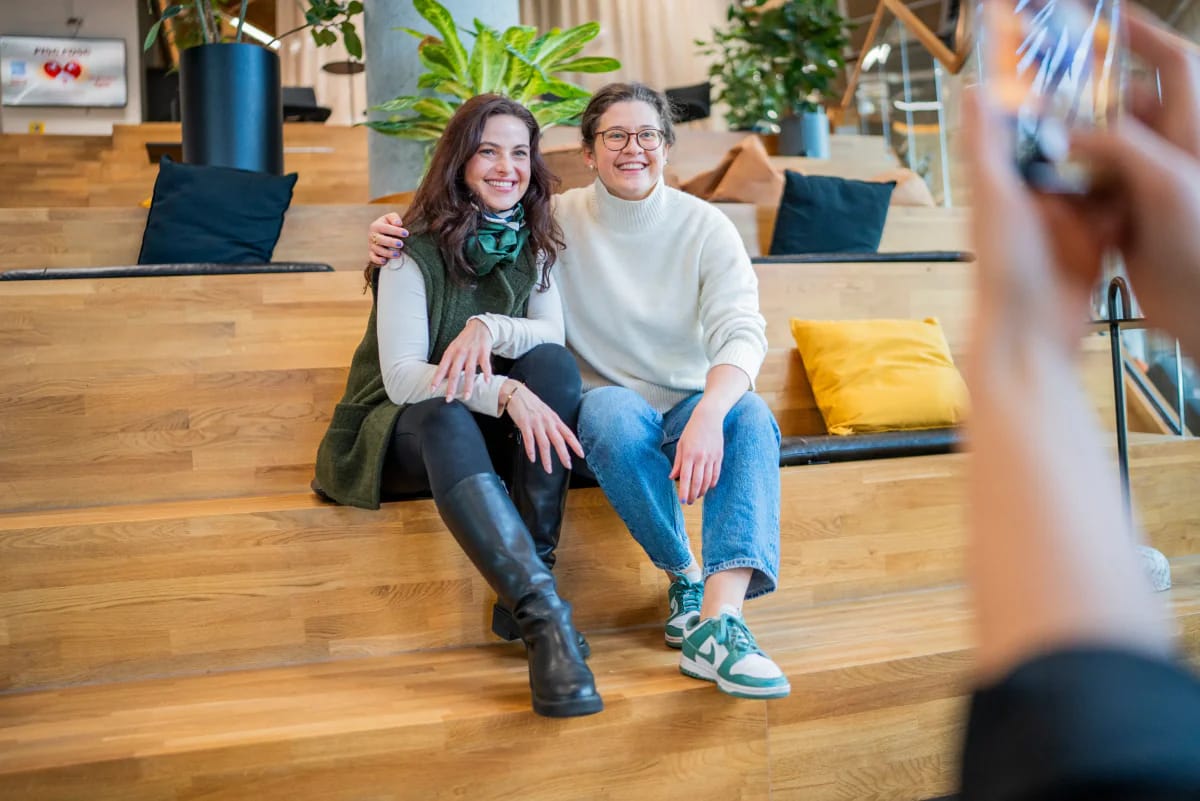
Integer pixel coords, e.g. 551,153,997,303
870,168,936,207
682,138,933,209
680,135,784,204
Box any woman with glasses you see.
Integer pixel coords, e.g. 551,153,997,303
368,83,788,701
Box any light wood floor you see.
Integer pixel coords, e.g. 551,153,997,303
3,569,1198,801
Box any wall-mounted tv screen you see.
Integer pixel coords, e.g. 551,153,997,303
0,35,127,108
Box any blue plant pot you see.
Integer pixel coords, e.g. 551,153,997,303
800,108,830,159
778,108,831,158
180,43,283,175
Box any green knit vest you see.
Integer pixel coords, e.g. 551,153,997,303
313,232,538,509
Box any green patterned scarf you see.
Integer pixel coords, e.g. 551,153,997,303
465,204,530,277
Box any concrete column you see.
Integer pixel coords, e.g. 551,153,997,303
365,0,519,197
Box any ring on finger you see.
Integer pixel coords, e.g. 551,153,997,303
371,233,378,245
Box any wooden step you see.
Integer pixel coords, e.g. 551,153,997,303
0,271,369,513
0,452,966,692
2,253,1149,513
0,206,384,275
1,125,370,208
4,438,1199,693
3,572,1197,801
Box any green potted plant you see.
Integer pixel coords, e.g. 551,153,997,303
366,0,620,157
698,0,849,157
144,0,363,174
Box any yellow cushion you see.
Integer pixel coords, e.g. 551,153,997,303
788,317,969,435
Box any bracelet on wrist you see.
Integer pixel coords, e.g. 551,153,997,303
499,381,524,416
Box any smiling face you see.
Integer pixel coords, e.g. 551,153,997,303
584,100,670,201
463,114,532,213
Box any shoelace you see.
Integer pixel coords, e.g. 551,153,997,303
676,579,703,614
716,613,760,656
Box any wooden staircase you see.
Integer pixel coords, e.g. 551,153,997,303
2,265,1199,798
2,440,1199,799
1,125,370,208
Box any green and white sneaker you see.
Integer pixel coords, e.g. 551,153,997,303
679,605,790,699
664,574,704,648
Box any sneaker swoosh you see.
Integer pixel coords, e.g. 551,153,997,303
696,638,717,665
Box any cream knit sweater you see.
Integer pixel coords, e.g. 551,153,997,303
553,178,768,412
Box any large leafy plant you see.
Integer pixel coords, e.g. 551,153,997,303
366,0,621,144
698,0,849,129
145,0,364,59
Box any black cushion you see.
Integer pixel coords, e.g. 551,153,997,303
753,250,973,264
138,157,298,265
779,427,962,466
1,263,332,281
769,170,895,256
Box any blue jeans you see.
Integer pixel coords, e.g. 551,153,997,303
577,387,782,599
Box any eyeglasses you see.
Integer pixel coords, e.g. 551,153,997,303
595,127,666,152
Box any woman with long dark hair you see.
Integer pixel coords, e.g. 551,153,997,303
314,94,601,718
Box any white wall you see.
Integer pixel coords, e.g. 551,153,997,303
0,0,143,134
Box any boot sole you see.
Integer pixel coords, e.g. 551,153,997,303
532,694,604,717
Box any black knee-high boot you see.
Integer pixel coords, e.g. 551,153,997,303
439,472,602,718
490,448,591,657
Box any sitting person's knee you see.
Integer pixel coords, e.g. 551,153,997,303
412,398,477,439
578,386,656,447
729,393,780,442
519,343,580,382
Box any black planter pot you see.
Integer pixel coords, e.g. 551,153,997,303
180,43,283,175
777,109,831,159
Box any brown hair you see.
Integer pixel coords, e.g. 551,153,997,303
367,94,563,289
579,82,678,157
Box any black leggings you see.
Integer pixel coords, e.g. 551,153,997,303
380,343,581,501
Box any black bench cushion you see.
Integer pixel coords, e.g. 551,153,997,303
753,250,974,264
779,427,962,466
0,263,333,280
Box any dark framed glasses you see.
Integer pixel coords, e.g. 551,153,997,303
595,127,666,152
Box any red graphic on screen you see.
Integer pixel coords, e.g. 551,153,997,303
41,60,82,81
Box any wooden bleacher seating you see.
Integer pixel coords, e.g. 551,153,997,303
2,126,894,210
716,202,971,257
1,132,1197,798
0,199,1167,443
3,245,1199,797
1,124,369,207
0,206,386,273
0,203,962,274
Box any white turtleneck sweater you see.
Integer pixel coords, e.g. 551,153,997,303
552,178,768,412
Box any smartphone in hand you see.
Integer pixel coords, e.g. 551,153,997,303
978,0,1125,193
